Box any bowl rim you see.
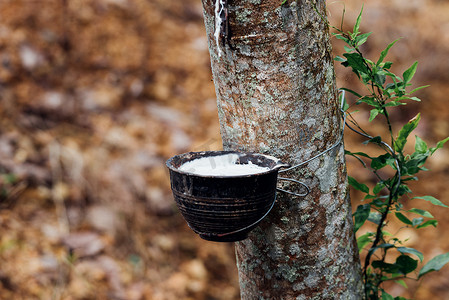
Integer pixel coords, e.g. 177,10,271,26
165,150,290,179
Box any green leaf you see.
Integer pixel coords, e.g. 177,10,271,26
374,72,386,87
410,85,430,94
334,34,350,43
381,290,395,300
345,150,372,159
369,109,380,122
394,279,408,290
340,87,363,98
339,93,349,112
412,217,424,227
395,95,422,102
394,113,421,152
395,279,408,289
334,55,346,62
396,255,418,274
408,208,433,218
415,136,428,153
373,182,386,194
344,45,354,53
403,61,418,84
353,6,364,35
364,194,378,200
348,176,369,193
383,61,393,69
368,212,382,224
430,137,449,155
383,231,393,237
395,212,412,225
363,136,382,145
371,198,386,207
376,243,395,250
354,204,370,232
357,96,379,107
384,101,406,107
408,151,430,169
357,232,373,253
413,196,448,208
373,260,398,273
417,219,438,229
371,153,396,170
372,261,393,271
395,202,404,210
377,39,400,66
397,247,424,262
355,32,372,47
419,252,449,278
402,176,418,182
398,184,412,196
343,52,369,75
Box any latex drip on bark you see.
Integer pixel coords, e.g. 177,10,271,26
214,0,226,57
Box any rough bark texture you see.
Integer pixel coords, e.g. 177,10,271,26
201,0,364,299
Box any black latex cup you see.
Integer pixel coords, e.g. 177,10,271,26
166,151,289,242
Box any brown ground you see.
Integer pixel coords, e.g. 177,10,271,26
0,0,448,299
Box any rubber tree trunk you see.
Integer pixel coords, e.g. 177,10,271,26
200,0,364,299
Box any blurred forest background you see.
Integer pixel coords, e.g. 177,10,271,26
0,0,448,299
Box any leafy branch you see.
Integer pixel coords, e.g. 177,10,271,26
334,7,449,300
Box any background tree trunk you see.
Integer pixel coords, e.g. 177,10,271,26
200,0,364,299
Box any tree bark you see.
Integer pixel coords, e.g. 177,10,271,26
200,0,364,299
